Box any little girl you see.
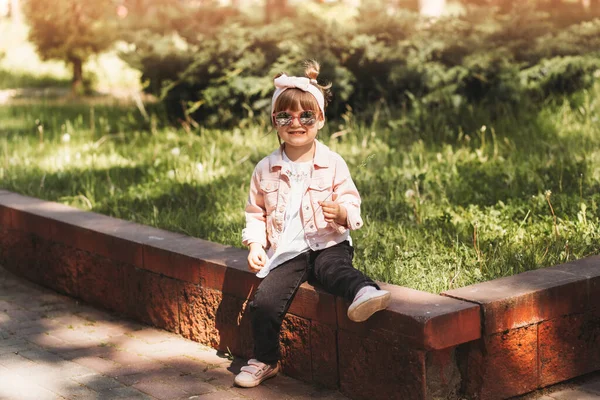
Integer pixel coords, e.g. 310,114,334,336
235,60,391,388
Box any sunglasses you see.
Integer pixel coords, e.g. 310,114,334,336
272,110,318,127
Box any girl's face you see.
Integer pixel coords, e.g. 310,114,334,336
274,107,324,153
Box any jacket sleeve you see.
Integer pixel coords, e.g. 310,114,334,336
241,165,268,248
329,156,364,233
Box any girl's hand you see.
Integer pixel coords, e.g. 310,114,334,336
247,243,266,272
319,200,347,226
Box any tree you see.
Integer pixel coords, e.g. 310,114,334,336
22,0,119,93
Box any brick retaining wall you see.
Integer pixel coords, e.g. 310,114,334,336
0,189,598,399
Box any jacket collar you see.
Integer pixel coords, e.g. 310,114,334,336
268,140,330,171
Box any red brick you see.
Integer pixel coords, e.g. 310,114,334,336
279,314,311,383
143,236,221,281
51,220,144,268
144,244,203,283
337,284,480,350
0,204,11,227
460,325,538,400
77,252,126,314
539,310,600,386
310,321,338,388
338,330,426,400
179,283,222,348
10,208,51,239
444,258,600,334
0,229,31,276
1,231,50,286
425,347,461,399
289,282,337,326
124,268,181,333
215,295,252,357
42,242,81,297
215,264,260,300
179,283,252,358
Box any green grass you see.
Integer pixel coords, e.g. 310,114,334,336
1,84,600,293
0,69,71,90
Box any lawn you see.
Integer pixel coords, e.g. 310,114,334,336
1,83,599,293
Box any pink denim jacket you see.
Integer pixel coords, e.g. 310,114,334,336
242,140,363,252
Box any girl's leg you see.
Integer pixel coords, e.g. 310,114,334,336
311,241,378,302
312,241,389,322
249,253,309,364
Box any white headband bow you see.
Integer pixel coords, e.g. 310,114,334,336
271,74,325,119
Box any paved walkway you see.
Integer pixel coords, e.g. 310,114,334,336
0,266,347,400
512,371,600,400
2,265,600,400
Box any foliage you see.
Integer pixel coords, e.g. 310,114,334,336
116,1,600,124
21,0,119,92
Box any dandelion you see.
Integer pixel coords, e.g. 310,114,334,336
171,147,180,156
167,170,176,179
62,133,71,143
405,189,416,199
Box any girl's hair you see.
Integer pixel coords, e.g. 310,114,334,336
273,60,332,116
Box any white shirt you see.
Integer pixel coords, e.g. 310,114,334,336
256,152,312,278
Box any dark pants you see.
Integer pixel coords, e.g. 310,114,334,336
249,241,378,364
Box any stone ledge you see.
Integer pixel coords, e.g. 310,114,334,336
0,190,480,352
442,257,600,334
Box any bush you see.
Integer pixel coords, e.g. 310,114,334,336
118,2,600,125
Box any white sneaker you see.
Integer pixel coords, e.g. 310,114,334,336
234,359,279,388
347,286,391,322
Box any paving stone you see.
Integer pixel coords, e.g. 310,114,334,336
114,366,186,386
103,348,154,365
192,390,246,400
25,332,69,349
230,383,294,400
0,373,59,400
129,327,179,344
51,381,99,399
72,355,120,374
0,352,37,369
580,377,600,395
0,328,11,340
549,389,600,399
60,346,107,360
54,360,100,378
72,374,125,391
162,355,212,375
109,360,161,378
167,374,218,395
263,374,317,397
0,338,36,355
14,324,54,336
133,380,190,400
98,386,154,399
201,367,236,389
19,348,66,364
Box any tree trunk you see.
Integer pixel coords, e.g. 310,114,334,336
72,58,84,95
